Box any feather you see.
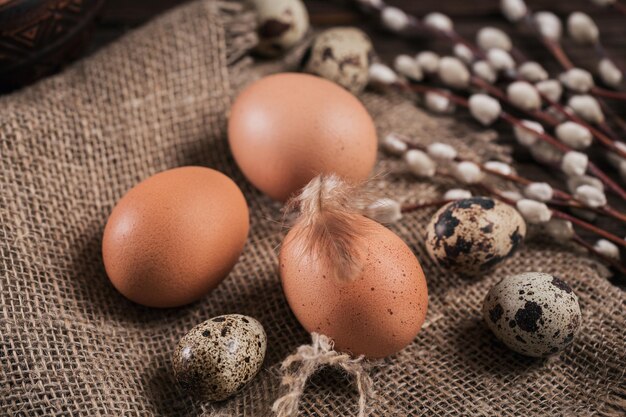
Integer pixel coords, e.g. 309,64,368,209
285,175,373,282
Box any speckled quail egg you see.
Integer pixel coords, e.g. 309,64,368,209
483,272,582,357
252,0,309,57
303,27,373,93
425,197,526,274
173,314,267,401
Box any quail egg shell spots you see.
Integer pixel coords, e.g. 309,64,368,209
303,27,373,93
173,315,267,401
483,272,582,357
425,197,526,274
252,0,309,57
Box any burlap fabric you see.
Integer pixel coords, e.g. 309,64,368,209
1,1,624,415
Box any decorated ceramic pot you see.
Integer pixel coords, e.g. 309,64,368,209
0,0,105,91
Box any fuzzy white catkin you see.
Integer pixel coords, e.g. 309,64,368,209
472,61,497,84
575,184,607,207
530,141,562,165
568,95,604,123
501,190,523,202
453,44,474,64
536,79,563,102
394,54,423,80
567,12,599,44
469,94,502,125
368,63,398,84
484,161,513,175
507,81,541,111
556,121,593,149
416,51,440,73
518,62,548,82
381,133,408,156
424,91,455,114
514,120,544,146
524,182,554,202
516,199,552,224
561,151,589,177
593,239,620,260
438,57,470,88
567,175,604,194
501,0,527,22
381,6,410,32
405,149,436,177
476,27,512,51
444,188,473,200
560,68,594,93
487,48,515,71
427,142,457,161
544,218,574,241
424,12,454,32
535,11,562,41
453,161,484,184
364,198,403,224
598,59,622,88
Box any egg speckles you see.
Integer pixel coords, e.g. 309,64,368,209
425,197,526,274
483,272,582,357
173,315,267,401
303,27,373,93
252,0,309,57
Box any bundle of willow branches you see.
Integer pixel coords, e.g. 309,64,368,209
353,0,626,276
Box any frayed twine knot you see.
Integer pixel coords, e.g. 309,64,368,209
271,333,375,417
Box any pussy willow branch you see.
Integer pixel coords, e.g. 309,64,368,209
538,93,625,157
478,175,625,249
354,0,626,157
480,183,626,274
394,140,626,247
514,9,626,140
399,174,626,273
404,83,626,200
471,75,626,159
396,132,626,224
505,15,625,141
520,13,626,100
360,1,626,143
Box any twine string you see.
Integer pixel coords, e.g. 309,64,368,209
272,333,375,417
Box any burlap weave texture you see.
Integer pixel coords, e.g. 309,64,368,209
1,1,624,416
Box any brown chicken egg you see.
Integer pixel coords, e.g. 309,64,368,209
228,73,378,201
279,176,428,358
102,167,249,308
